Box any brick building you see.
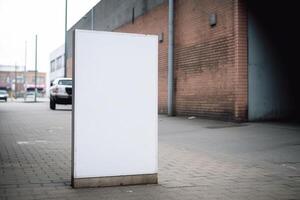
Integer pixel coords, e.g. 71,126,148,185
0,65,46,97
66,0,300,121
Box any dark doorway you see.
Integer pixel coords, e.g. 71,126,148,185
248,1,300,121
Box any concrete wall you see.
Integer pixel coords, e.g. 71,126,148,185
248,1,300,121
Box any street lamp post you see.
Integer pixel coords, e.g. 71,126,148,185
24,40,27,101
14,64,17,98
64,0,68,78
34,35,38,102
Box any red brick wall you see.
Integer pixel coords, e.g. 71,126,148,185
174,0,235,119
66,58,73,78
115,3,169,114
233,0,248,121
115,0,248,121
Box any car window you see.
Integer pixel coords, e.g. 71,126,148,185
0,90,7,94
58,80,72,85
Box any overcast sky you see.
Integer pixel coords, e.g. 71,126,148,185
0,0,100,72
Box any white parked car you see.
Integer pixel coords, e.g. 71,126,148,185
49,78,72,110
0,90,8,102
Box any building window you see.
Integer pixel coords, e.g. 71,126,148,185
37,77,45,84
17,76,24,83
50,60,56,72
56,56,63,69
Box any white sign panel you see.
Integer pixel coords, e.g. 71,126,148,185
73,30,158,179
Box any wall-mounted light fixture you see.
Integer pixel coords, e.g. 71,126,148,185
158,32,164,43
209,13,217,27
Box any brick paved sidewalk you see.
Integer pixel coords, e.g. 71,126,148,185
0,102,300,200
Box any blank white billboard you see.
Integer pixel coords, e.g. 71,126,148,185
72,30,158,179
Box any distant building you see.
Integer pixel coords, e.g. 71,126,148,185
0,65,46,97
49,45,65,84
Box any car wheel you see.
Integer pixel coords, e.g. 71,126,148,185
5,98,7,102
50,99,56,110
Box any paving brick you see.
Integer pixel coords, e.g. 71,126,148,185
0,102,300,199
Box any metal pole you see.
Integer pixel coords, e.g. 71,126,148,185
15,64,17,98
34,35,38,102
24,41,27,101
168,0,174,116
64,0,68,78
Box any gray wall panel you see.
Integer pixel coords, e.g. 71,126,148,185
67,0,166,59
248,1,298,121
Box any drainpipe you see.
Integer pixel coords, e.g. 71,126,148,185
168,0,174,116
91,7,94,30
